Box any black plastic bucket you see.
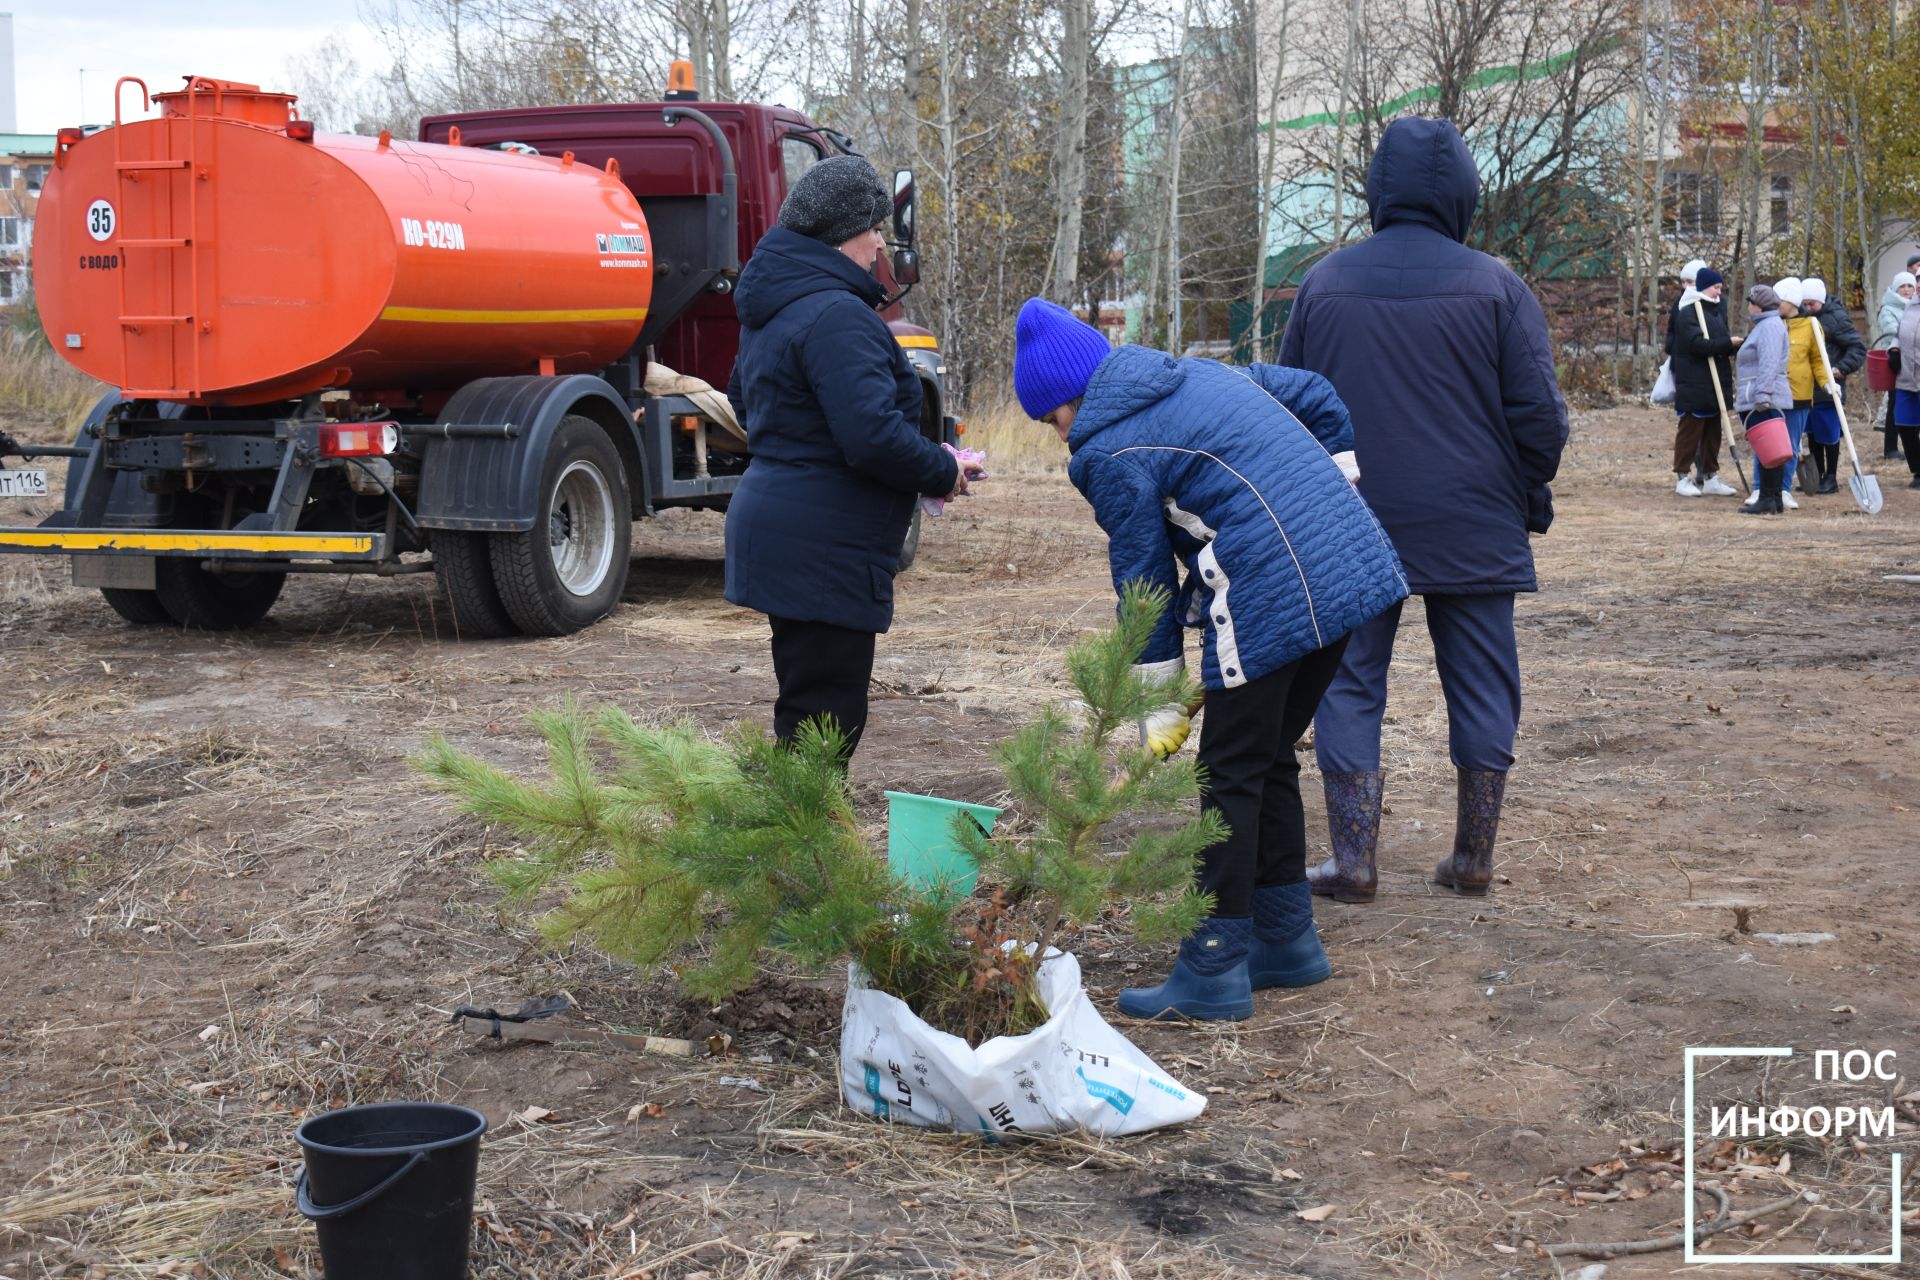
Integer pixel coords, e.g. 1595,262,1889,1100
296,1101,487,1279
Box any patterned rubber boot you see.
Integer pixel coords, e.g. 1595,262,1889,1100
1432,769,1507,896
1248,882,1331,989
1115,917,1254,1022
1306,770,1383,903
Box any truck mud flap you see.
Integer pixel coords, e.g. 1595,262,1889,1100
0,528,386,560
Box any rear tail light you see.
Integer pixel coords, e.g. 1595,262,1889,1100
320,422,399,458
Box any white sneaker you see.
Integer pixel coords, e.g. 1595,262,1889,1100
1781,491,1800,510
1699,474,1738,496
1675,475,1703,497
1743,486,1762,506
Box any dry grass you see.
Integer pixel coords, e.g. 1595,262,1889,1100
0,330,105,430
962,401,1070,475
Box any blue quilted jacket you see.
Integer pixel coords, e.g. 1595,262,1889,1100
1067,346,1409,689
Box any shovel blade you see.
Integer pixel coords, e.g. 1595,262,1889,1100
1850,474,1884,514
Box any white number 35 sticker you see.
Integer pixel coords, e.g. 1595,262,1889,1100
86,200,116,243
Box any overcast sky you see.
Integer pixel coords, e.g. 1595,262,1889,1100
8,1,384,134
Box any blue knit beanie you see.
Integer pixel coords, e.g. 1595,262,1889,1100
1013,298,1112,419
1695,266,1724,292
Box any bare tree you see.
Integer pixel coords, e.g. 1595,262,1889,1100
1044,0,1094,299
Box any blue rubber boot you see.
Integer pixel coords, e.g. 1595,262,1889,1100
1115,918,1254,1022
1248,882,1331,989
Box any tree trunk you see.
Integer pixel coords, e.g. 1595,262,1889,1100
1167,0,1192,353
710,0,733,100
1331,0,1363,245
1045,0,1092,302
1248,0,1290,362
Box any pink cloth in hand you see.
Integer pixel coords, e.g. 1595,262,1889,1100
921,445,989,516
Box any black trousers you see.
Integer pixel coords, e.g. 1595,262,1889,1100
1194,637,1350,918
768,616,877,757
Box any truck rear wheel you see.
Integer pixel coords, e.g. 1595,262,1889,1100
153,560,286,630
434,531,521,639
100,588,176,625
489,416,631,636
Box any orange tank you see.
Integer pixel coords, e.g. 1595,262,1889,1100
35,77,654,405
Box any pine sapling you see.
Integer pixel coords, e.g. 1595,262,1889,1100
417,584,1220,1045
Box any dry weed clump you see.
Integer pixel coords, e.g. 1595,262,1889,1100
961,402,1068,475
0,328,105,428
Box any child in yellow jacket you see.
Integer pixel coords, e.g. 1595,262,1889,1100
1770,277,1832,505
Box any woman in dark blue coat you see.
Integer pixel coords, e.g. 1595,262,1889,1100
725,157,963,758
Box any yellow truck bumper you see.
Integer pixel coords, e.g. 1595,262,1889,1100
0,528,386,560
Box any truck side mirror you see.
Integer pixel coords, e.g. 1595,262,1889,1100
891,247,921,286
892,168,915,244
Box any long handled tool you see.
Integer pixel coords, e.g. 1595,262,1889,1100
1809,323,1884,514
1694,299,1750,493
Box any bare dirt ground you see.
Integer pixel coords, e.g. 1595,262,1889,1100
2,401,1917,1279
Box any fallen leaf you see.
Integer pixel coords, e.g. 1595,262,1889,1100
1442,1170,1474,1182
1275,1168,1303,1181
197,1024,221,1042
1776,1152,1791,1177
899,1199,924,1209
1830,1005,1857,1014
1492,1243,1518,1254
1296,1204,1337,1223
512,1105,557,1126
272,1245,297,1273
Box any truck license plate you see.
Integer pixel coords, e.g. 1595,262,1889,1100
0,469,50,498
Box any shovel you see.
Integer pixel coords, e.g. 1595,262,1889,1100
1810,325,1884,514
1694,299,1749,494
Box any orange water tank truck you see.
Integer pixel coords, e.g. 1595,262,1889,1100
0,69,953,637
35,77,654,403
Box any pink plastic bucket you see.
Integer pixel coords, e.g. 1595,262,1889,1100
1745,414,1792,468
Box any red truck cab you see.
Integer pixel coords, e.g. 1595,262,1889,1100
418,94,951,443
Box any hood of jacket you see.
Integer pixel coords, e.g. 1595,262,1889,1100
1366,117,1481,242
1880,285,1910,314
733,225,885,329
1068,344,1185,450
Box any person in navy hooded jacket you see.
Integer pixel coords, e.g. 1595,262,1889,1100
725,157,967,759
1013,298,1408,1021
1278,116,1567,906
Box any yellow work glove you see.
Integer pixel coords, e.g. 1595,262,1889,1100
1140,705,1193,759
1134,659,1192,759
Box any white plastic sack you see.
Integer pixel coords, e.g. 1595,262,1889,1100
1650,358,1677,405
839,949,1206,1137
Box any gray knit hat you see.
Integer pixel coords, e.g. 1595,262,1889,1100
1748,283,1780,310
778,155,894,246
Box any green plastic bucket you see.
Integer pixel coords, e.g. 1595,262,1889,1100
883,791,1001,898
